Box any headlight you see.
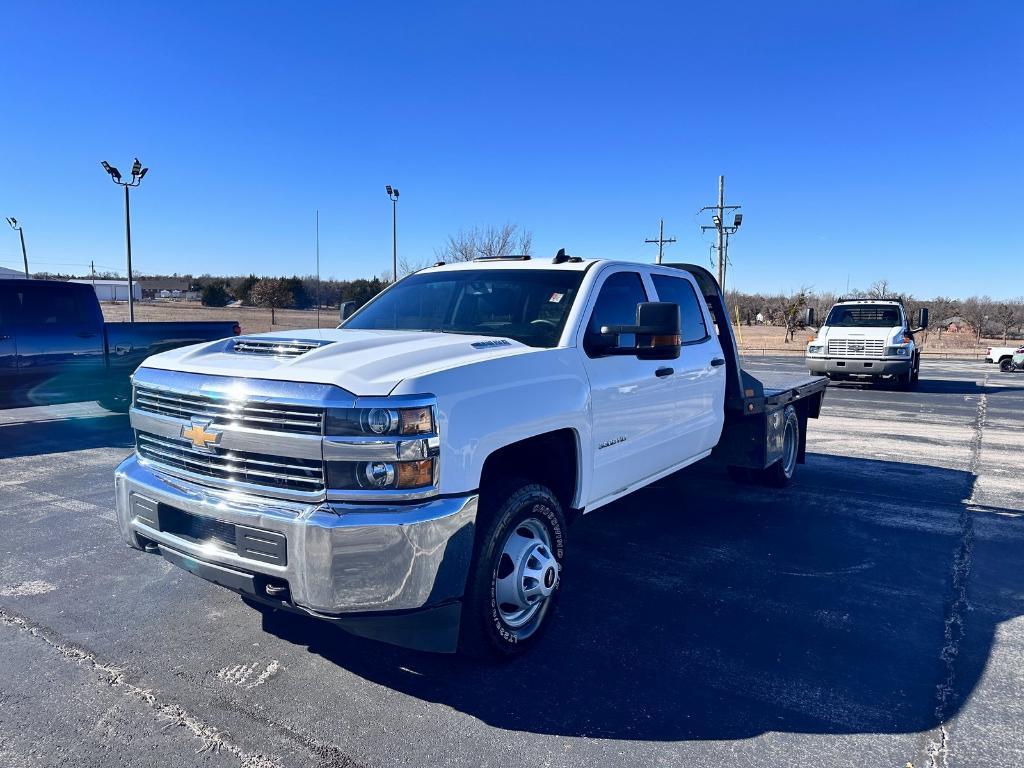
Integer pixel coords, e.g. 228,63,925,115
807,345,824,354
326,458,436,491
325,405,435,436
885,346,909,357
323,399,439,495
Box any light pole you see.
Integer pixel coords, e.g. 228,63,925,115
100,158,148,322
385,185,400,282
5,218,28,277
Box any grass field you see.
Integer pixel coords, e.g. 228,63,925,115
100,300,1018,358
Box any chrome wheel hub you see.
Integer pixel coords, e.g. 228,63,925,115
494,517,559,628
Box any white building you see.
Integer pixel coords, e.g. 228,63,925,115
0,265,29,279
69,279,142,302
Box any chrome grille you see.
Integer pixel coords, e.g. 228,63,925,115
134,385,323,435
231,338,326,357
827,338,885,358
136,432,324,493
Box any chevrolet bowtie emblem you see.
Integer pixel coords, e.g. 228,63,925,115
181,418,222,452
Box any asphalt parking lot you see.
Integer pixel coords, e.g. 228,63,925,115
1,357,1022,768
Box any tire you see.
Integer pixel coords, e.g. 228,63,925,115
894,370,913,390
1001,358,1013,373
97,389,132,413
459,479,566,658
755,405,799,488
911,355,921,383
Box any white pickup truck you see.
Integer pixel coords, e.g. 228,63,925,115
114,256,827,656
805,298,929,389
986,346,1022,370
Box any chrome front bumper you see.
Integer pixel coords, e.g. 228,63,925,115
806,357,911,376
115,454,478,619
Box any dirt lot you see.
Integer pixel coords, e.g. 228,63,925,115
100,300,1019,357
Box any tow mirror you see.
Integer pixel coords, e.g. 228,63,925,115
600,301,681,361
339,301,357,322
916,307,929,330
803,307,816,327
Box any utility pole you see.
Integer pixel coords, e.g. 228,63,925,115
5,218,28,277
644,218,677,264
91,260,96,285
699,175,743,292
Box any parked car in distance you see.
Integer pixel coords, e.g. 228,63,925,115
986,345,1021,368
114,256,828,658
0,279,239,411
805,297,928,389
998,347,1024,372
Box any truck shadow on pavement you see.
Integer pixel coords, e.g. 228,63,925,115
0,412,133,459
253,454,1024,741
829,378,1024,395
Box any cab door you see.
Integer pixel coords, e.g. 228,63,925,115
0,285,18,406
650,271,726,462
578,269,680,507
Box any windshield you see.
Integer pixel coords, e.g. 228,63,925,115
825,304,903,328
342,269,585,348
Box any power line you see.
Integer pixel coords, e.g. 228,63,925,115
644,218,677,264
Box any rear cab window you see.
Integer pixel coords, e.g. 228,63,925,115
651,274,710,343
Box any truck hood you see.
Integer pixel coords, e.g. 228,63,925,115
137,328,535,396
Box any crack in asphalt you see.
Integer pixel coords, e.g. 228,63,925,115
918,378,987,768
0,608,285,768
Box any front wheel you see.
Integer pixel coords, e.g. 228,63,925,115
1001,358,1013,372
459,480,566,658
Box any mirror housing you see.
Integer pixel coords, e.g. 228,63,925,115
600,301,681,361
339,301,357,322
915,307,929,330
803,307,816,328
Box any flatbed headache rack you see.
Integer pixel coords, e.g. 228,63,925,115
663,263,828,472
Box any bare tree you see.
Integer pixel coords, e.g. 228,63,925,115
775,289,811,343
250,278,294,326
867,279,893,299
435,223,533,264
959,296,993,343
994,302,1020,343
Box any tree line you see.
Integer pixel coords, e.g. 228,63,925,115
725,280,1024,343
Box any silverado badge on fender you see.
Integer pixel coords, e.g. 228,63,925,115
180,418,222,452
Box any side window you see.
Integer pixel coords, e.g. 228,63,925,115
584,271,647,357
651,274,709,343
16,284,89,326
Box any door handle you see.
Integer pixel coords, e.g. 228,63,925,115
710,358,726,367
655,367,674,378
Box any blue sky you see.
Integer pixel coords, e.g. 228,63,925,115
1,2,1021,297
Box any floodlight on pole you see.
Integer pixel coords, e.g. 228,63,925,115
734,213,743,228
6,216,29,277
100,157,149,322
386,184,400,282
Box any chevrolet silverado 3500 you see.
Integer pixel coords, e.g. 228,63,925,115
115,256,827,656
